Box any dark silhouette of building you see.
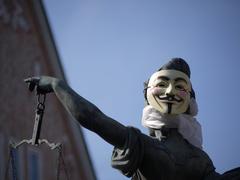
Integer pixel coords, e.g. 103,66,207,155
0,0,96,179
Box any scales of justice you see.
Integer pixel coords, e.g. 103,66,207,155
5,93,69,180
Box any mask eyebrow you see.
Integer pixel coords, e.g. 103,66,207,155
175,77,188,84
157,76,169,81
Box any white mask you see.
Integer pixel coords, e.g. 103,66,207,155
147,70,192,114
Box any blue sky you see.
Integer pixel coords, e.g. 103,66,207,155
43,1,240,179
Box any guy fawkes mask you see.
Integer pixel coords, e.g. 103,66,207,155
147,70,192,114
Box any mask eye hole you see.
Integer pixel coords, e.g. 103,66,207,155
175,85,185,91
156,82,168,88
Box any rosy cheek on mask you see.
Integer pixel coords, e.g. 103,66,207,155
178,90,187,97
150,87,163,95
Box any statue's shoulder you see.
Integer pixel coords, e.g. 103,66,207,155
221,167,240,180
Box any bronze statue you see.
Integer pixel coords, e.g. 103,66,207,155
25,58,240,180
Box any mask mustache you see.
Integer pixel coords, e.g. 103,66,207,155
158,95,182,103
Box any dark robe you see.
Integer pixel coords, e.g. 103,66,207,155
111,127,221,180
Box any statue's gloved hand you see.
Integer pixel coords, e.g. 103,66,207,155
24,76,56,94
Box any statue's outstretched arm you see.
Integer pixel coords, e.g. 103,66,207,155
24,76,127,148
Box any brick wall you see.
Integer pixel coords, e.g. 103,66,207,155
0,1,95,180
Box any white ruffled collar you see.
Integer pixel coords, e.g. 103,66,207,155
141,104,202,149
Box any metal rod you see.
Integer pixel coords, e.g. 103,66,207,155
31,94,45,145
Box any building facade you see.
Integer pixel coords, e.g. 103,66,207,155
0,0,96,179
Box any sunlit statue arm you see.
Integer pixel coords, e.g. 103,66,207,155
24,76,127,148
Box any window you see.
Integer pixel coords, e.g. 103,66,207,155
0,134,4,179
28,148,41,180
10,147,22,180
